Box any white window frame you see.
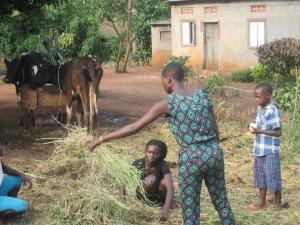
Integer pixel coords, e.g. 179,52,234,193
248,19,266,48
181,21,195,46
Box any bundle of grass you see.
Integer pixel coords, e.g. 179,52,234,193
39,126,162,225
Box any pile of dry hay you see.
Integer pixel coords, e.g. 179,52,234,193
37,125,175,225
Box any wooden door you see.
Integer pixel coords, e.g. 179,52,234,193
204,22,219,70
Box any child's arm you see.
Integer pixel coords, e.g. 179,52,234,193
249,127,282,137
160,174,174,221
86,99,169,151
1,161,33,188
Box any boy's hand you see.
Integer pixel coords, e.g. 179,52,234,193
248,123,258,134
20,173,33,188
249,127,259,134
160,208,169,222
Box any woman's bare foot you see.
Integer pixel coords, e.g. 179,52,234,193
249,201,266,210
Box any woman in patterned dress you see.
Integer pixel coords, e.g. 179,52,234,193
86,62,235,225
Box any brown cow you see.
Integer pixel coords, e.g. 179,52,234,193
62,56,103,130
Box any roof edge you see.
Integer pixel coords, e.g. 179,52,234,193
167,0,300,5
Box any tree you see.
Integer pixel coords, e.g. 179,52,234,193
0,0,108,63
0,0,61,17
96,0,169,72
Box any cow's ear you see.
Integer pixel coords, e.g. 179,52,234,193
4,58,10,64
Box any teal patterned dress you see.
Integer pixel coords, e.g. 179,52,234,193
167,89,235,225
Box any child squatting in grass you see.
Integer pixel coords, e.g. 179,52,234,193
120,139,175,221
86,62,235,225
249,83,283,210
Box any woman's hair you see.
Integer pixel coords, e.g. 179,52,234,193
162,62,184,82
146,139,168,160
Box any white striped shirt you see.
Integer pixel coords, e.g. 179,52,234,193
253,102,282,156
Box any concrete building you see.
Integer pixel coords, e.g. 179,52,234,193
152,0,300,73
151,20,172,66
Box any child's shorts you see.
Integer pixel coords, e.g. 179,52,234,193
253,153,282,193
0,175,28,213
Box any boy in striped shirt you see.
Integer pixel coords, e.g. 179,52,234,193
248,83,282,209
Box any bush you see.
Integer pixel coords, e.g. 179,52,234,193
231,69,253,82
251,64,274,83
257,38,300,77
273,82,300,111
165,56,194,78
202,75,228,95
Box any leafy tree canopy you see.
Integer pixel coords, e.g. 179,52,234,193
0,0,61,17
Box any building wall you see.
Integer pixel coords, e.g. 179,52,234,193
171,1,300,73
151,25,172,66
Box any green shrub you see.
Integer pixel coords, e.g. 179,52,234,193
251,64,274,83
202,75,228,95
165,56,194,78
231,69,253,82
257,38,300,77
273,82,300,111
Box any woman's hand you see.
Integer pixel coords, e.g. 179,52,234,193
160,208,169,221
85,136,103,152
20,173,33,188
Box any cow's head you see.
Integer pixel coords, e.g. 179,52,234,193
3,58,19,84
83,57,103,93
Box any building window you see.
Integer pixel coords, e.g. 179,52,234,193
160,31,171,41
249,21,265,47
251,5,266,13
182,21,195,45
181,7,193,14
204,6,218,14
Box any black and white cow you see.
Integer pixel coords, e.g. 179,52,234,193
3,52,46,98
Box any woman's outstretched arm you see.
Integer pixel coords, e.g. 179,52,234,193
86,99,169,151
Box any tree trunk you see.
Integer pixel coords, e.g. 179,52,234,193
120,38,135,73
115,41,125,73
119,0,133,73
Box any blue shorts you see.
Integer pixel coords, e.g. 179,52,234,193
253,153,282,193
0,175,28,213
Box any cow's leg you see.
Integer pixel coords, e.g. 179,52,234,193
75,98,83,127
79,93,90,130
94,93,100,128
66,92,73,125
23,108,30,129
89,83,96,130
66,104,73,125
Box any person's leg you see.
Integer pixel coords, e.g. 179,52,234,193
0,176,22,197
143,174,157,194
0,196,28,218
205,159,235,225
265,153,282,208
179,153,203,225
251,156,267,209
